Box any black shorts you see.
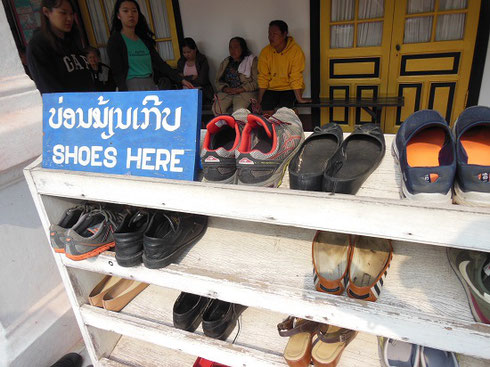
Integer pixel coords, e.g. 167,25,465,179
261,90,295,111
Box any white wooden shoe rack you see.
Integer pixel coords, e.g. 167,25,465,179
24,134,490,367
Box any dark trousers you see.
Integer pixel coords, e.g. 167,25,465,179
261,90,295,111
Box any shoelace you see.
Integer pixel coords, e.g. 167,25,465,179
89,209,123,233
265,115,291,126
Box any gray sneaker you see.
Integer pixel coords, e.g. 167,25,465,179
200,109,248,184
49,204,93,253
236,107,305,187
447,247,490,324
64,209,126,261
378,337,420,367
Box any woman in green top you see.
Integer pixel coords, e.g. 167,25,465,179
107,0,193,91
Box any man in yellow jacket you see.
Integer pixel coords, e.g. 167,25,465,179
258,20,311,113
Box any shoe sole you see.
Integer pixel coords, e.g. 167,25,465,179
446,248,484,323
453,180,490,207
53,247,65,254
65,241,115,261
142,226,207,269
202,171,237,185
115,251,143,267
391,141,452,204
237,135,305,188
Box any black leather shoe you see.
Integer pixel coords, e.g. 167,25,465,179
322,123,385,194
143,212,208,269
289,123,343,191
173,292,211,332
202,300,247,340
50,353,83,367
114,210,150,267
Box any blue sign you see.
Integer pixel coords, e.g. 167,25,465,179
42,90,202,180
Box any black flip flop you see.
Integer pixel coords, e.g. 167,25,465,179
288,123,343,191
322,123,385,195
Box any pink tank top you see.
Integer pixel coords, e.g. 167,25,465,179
183,62,198,77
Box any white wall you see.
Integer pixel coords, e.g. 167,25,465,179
478,38,490,106
179,0,311,97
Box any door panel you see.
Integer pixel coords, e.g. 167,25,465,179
320,0,395,131
320,0,480,133
384,0,480,133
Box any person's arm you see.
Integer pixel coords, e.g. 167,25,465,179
150,47,189,88
193,54,210,87
26,37,64,93
107,34,128,91
257,49,270,103
289,46,311,103
215,59,229,92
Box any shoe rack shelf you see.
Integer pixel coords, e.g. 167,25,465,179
24,133,490,366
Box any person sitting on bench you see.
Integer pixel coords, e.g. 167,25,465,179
257,20,311,114
212,37,258,115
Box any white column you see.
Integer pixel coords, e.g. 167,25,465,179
0,3,82,366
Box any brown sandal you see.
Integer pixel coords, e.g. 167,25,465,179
311,324,357,367
277,316,318,367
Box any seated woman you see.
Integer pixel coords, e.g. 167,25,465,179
27,0,94,93
84,46,116,91
107,0,193,91
177,38,214,105
212,37,258,115
258,20,311,113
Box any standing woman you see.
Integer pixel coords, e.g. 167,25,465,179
27,0,94,94
212,37,258,115
258,20,311,113
177,38,214,104
107,0,193,91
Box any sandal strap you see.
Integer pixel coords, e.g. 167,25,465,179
277,316,318,337
315,325,357,344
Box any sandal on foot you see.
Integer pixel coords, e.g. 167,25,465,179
278,316,318,367
311,324,357,367
312,231,352,295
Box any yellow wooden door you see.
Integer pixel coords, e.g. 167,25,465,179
384,0,480,133
320,0,395,131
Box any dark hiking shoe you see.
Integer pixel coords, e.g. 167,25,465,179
236,107,305,187
142,212,208,269
64,208,127,261
289,123,343,191
322,123,385,195
453,105,490,206
201,109,248,184
114,210,150,267
49,204,93,253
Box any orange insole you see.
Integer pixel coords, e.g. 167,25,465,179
461,127,490,165
407,127,446,167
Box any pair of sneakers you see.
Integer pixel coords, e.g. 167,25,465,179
49,204,126,261
312,231,393,302
393,106,490,205
201,107,305,187
378,337,459,367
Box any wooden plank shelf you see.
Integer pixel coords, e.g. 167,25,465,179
85,285,487,367
60,216,490,359
27,133,490,252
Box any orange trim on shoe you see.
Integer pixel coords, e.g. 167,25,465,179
65,242,115,261
53,248,65,254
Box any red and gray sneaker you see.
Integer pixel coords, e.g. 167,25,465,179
49,204,94,253
236,107,305,187
64,208,127,261
200,109,249,184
